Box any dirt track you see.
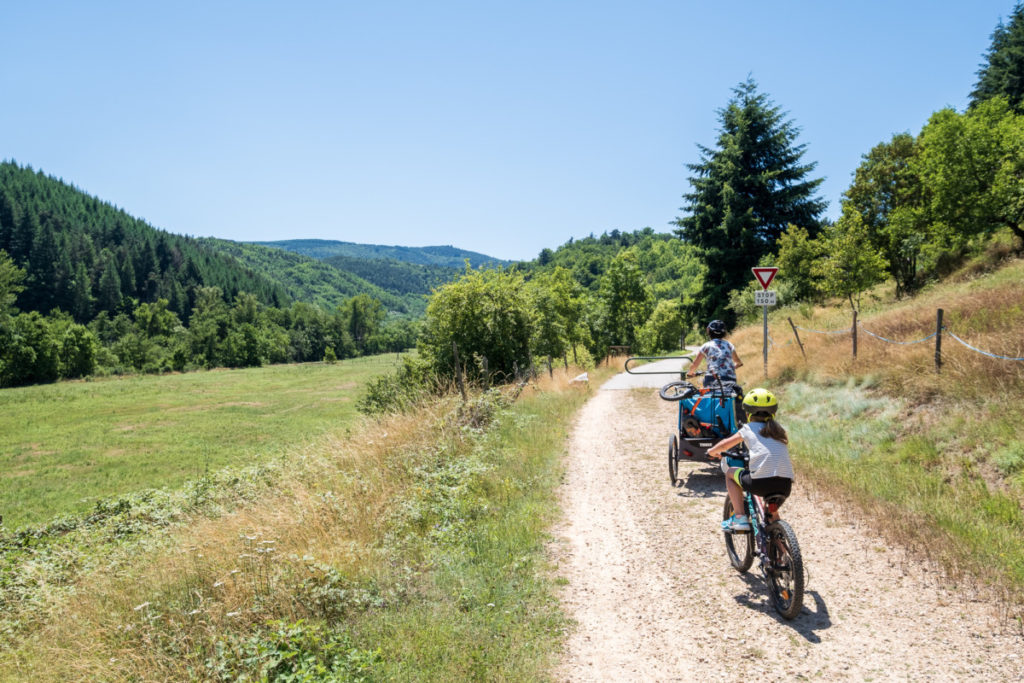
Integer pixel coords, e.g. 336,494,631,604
552,384,1024,681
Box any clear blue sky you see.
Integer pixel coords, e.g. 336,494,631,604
2,1,1014,261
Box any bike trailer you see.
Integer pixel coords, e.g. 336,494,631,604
660,379,744,459
679,383,741,441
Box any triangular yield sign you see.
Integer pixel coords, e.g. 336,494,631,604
752,267,778,289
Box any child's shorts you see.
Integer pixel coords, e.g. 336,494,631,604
734,472,792,500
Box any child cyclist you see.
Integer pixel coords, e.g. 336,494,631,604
707,388,794,531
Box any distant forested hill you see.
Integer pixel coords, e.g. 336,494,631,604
198,238,428,315
0,161,290,322
252,238,508,268
323,255,458,297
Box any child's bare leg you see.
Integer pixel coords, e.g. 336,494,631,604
725,469,746,516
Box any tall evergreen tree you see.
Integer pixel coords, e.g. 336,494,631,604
71,261,93,321
674,78,825,324
97,258,123,313
970,3,1024,112
25,221,58,311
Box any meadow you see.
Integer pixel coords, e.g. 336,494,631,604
0,365,605,681
0,355,403,530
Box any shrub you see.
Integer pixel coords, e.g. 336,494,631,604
357,355,437,415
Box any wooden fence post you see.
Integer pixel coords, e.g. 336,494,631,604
482,356,489,388
852,310,858,359
547,355,553,379
788,317,806,361
452,342,467,402
935,308,943,373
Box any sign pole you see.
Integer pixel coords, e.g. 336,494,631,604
751,267,778,380
762,303,768,378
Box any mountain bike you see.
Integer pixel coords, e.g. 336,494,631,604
721,447,804,620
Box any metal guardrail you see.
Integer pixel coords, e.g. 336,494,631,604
623,355,693,375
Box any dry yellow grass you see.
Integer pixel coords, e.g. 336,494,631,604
730,256,1024,401
3,362,607,681
6,403,441,681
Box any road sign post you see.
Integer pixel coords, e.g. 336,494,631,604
752,268,779,378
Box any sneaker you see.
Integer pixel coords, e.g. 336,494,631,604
720,514,751,532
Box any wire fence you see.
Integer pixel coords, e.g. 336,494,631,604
944,329,1024,361
857,326,937,346
785,310,1024,369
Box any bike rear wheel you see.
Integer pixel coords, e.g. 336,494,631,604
765,520,804,620
722,497,753,572
668,435,679,486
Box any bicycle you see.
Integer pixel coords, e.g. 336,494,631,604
721,447,804,620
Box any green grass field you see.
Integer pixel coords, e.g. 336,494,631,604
0,356,402,530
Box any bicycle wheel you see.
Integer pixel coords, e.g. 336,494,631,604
722,496,753,572
668,435,679,486
765,520,804,620
659,380,696,401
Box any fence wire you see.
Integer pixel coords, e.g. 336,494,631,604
944,329,1024,361
857,324,937,346
788,316,1024,362
793,324,851,335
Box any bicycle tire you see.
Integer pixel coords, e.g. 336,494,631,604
765,520,804,620
722,497,753,572
668,435,679,486
659,380,695,402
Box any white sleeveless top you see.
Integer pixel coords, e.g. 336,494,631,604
739,421,794,480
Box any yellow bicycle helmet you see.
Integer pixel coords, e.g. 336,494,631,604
742,387,778,416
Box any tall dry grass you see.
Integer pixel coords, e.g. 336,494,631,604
731,258,1024,401
5,404,437,680
2,363,604,681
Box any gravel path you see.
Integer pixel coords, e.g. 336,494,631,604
552,383,1024,681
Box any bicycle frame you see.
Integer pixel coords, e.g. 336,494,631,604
722,447,804,620
743,491,778,564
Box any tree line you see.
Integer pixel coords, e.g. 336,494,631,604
394,5,1024,393
0,248,417,387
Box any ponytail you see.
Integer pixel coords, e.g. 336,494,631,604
751,414,788,444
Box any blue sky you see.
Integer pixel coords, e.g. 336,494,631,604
2,1,1015,261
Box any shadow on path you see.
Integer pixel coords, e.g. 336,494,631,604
730,572,832,642
676,464,727,499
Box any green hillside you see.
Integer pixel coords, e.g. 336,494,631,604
323,254,458,297
198,237,428,315
0,163,420,387
0,161,291,322
252,238,508,268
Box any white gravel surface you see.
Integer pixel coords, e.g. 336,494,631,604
552,383,1024,681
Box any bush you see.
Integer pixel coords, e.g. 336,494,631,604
418,268,533,381
357,355,437,415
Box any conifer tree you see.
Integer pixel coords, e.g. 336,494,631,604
970,3,1024,112
97,258,123,313
674,78,825,324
